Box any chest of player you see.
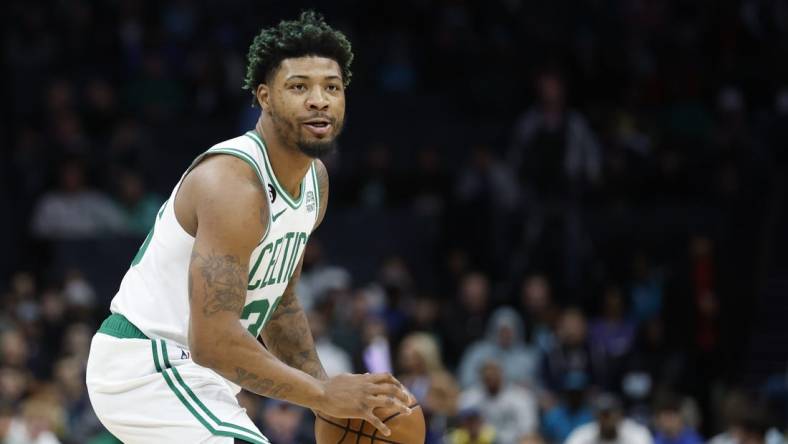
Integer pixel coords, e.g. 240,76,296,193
239,203,315,337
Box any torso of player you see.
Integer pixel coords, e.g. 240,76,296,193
110,130,320,348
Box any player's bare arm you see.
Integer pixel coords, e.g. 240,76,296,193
261,160,329,381
180,155,409,435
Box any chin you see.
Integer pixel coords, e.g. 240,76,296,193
297,139,337,159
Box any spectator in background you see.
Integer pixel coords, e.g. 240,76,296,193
589,285,636,366
260,399,312,444
541,308,608,394
296,241,351,311
112,170,163,237
689,236,720,356
541,371,594,444
652,393,702,444
30,159,126,239
352,143,406,208
330,288,372,369
509,68,602,199
519,274,558,353
4,394,63,444
307,311,352,377
441,272,491,367
401,297,441,338
361,315,393,374
518,434,546,444
377,256,415,339
82,78,118,140
565,393,652,444
708,394,785,444
455,145,520,211
729,406,777,444
408,146,450,217
53,356,102,442
397,332,459,443
618,318,686,420
629,253,664,324
0,330,29,371
123,52,185,122
458,306,540,389
459,360,538,444
452,146,520,271
445,408,496,444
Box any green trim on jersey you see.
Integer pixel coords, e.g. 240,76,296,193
203,147,265,186
244,131,305,210
98,313,149,339
151,340,268,444
131,199,170,267
194,147,271,243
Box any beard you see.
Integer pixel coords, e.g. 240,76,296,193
296,139,337,159
269,106,343,159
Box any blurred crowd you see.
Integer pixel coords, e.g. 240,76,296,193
3,0,788,443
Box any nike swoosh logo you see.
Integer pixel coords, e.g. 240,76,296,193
271,208,286,222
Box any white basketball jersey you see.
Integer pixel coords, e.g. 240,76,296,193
110,130,320,348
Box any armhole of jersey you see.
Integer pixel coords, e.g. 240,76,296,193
310,161,320,232
176,147,271,241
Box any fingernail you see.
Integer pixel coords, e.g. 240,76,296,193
406,408,413,415
384,429,391,436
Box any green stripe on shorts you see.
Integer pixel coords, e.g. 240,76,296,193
151,340,268,444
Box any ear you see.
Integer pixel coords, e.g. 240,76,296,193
256,84,271,114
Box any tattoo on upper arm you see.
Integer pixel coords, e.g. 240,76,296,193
190,250,246,316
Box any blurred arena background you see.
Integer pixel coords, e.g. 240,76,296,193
2,0,788,443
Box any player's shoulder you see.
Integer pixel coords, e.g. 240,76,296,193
187,154,268,238
207,133,258,152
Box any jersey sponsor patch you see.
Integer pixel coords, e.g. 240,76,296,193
306,190,315,213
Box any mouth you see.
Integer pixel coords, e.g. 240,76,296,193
302,118,333,137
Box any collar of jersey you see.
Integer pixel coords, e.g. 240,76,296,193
244,130,306,210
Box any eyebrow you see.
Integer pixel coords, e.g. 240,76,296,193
285,75,342,81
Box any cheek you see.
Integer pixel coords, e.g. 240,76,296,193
335,98,346,116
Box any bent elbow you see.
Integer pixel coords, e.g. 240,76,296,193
189,334,221,369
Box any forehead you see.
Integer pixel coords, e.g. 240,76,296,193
274,57,342,82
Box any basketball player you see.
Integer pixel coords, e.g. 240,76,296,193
86,12,412,444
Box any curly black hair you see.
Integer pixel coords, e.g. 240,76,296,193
243,11,353,98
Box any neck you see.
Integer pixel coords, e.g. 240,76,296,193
256,117,312,198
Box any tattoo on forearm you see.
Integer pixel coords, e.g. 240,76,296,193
190,250,246,316
269,291,301,321
264,291,328,380
234,367,293,398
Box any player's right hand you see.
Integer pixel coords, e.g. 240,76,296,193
317,372,413,437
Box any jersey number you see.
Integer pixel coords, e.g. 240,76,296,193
240,297,281,337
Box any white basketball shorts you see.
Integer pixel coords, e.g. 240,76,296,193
86,313,269,444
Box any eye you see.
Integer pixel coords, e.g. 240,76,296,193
290,83,307,92
326,84,341,92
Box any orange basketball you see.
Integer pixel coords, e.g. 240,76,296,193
315,403,425,444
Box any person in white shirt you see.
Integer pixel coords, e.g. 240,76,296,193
459,360,538,444
308,311,352,377
565,393,653,444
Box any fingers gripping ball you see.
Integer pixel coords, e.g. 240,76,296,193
315,396,425,444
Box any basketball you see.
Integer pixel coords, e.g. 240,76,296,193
315,403,425,444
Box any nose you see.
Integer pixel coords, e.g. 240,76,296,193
305,87,330,111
